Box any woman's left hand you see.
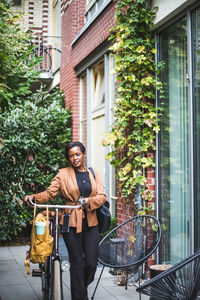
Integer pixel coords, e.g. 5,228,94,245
83,198,90,209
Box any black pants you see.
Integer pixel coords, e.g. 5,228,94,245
62,225,99,300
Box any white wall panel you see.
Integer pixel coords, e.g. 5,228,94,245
153,0,197,28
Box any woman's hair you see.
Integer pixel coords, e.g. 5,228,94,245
65,141,86,160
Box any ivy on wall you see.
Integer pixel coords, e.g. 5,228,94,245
102,0,163,211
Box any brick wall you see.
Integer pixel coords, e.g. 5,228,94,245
25,0,53,38
117,151,156,222
60,1,157,267
33,1,43,28
116,151,156,267
147,152,157,267
60,0,116,140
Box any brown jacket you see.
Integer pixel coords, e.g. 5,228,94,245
32,167,106,233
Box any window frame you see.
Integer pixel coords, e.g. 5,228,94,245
155,2,200,263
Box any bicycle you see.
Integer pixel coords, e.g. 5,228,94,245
28,198,85,300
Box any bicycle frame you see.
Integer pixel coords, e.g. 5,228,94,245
29,199,81,300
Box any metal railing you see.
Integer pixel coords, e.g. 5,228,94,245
31,35,61,74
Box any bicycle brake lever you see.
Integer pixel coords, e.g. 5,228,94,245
28,198,35,206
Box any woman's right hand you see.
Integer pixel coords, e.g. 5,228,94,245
23,195,34,207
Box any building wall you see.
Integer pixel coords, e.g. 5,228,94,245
60,0,116,140
13,0,61,89
116,155,156,267
18,0,51,36
153,0,197,28
13,0,59,44
117,154,156,222
61,0,157,226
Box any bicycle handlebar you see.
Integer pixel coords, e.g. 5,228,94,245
28,198,82,209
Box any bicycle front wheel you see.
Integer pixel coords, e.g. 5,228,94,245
41,257,51,300
53,259,62,300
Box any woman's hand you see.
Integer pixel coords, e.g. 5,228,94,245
23,195,34,207
83,198,90,209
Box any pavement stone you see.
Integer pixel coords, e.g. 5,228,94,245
0,241,149,300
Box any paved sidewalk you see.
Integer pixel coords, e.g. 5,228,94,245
0,243,149,300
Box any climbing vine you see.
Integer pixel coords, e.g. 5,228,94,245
102,0,163,211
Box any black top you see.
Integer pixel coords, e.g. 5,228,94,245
75,170,92,197
75,170,92,230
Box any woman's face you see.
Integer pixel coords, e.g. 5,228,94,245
68,146,85,170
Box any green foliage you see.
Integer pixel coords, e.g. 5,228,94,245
102,0,163,209
0,87,72,242
0,0,39,111
0,1,72,243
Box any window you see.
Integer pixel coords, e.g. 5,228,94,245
192,7,200,251
158,17,190,264
79,74,87,147
158,5,200,265
90,60,105,183
78,53,116,216
85,0,106,23
71,0,112,45
91,60,105,109
86,0,96,10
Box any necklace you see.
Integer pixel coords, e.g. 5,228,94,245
76,170,88,183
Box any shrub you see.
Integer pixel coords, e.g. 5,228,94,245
0,0,39,112
0,87,72,242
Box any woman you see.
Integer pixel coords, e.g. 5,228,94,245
24,141,106,300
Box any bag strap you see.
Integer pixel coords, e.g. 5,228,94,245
33,201,49,222
89,167,95,179
34,202,36,218
46,206,49,222
24,251,31,275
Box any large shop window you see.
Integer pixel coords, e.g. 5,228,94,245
158,5,200,265
193,8,200,251
158,17,190,264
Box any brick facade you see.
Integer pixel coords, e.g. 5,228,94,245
60,0,116,140
61,3,157,270
20,0,157,234
26,0,51,36
61,0,156,226
13,0,158,266
116,151,156,267
117,152,156,223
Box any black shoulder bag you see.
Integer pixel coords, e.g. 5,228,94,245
89,167,111,233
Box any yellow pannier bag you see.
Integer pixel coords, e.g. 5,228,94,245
24,206,54,275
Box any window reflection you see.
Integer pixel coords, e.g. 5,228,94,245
192,8,200,251
159,17,190,264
